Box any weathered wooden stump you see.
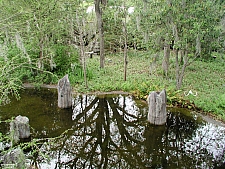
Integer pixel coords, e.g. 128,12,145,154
10,115,30,143
147,89,167,125
57,74,72,108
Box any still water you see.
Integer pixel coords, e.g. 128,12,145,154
0,88,225,168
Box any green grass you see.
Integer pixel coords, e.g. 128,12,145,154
183,56,225,119
73,52,167,97
71,51,225,121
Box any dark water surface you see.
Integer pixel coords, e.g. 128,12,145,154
0,88,225,169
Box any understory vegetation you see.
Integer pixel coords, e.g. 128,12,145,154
72,51,225,120
0,48,224,121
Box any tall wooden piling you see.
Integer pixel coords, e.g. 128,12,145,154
57,74,72,109
147,89,167,125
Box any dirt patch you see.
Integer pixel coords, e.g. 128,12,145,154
197,112,225,127
72,91,130,96
23,83,57,89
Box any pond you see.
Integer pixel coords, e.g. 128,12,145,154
0,88,225,169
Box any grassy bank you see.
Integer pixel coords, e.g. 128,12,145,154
71,51,225,120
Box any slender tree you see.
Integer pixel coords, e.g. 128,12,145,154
95,0,106,68
146,0,223,89
122,2,128,81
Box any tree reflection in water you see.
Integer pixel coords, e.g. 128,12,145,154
35,95,225,169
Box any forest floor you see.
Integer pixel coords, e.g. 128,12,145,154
72,51,225,121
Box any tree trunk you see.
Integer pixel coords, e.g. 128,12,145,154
143,0,149,44
95,0,105,68
147,90,167,125
57,74,72,109
80,33,88,88
175,49,188,90
78,18,88,88
149,53,159,75
123,5,128,81
136,14,141,31
162,40,170,77
175,49,180,88
124,38,128,81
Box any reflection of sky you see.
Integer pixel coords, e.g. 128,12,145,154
37,95,225,169
111,95,146,145
118,95,141,121
110,121,121,146
72,95,97,120
184,123,225,163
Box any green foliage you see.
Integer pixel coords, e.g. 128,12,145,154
0,56,24,105
69,65,93,85
141,0,224,59
218,94,225,109
0,118,66,168
184,57,225,117
0,0,91,103
166,88,183,105
76,50,225,120
52,44,80,75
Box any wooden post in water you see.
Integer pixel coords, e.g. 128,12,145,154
57,74,72,108
10,115,30,143
147,89,167,125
